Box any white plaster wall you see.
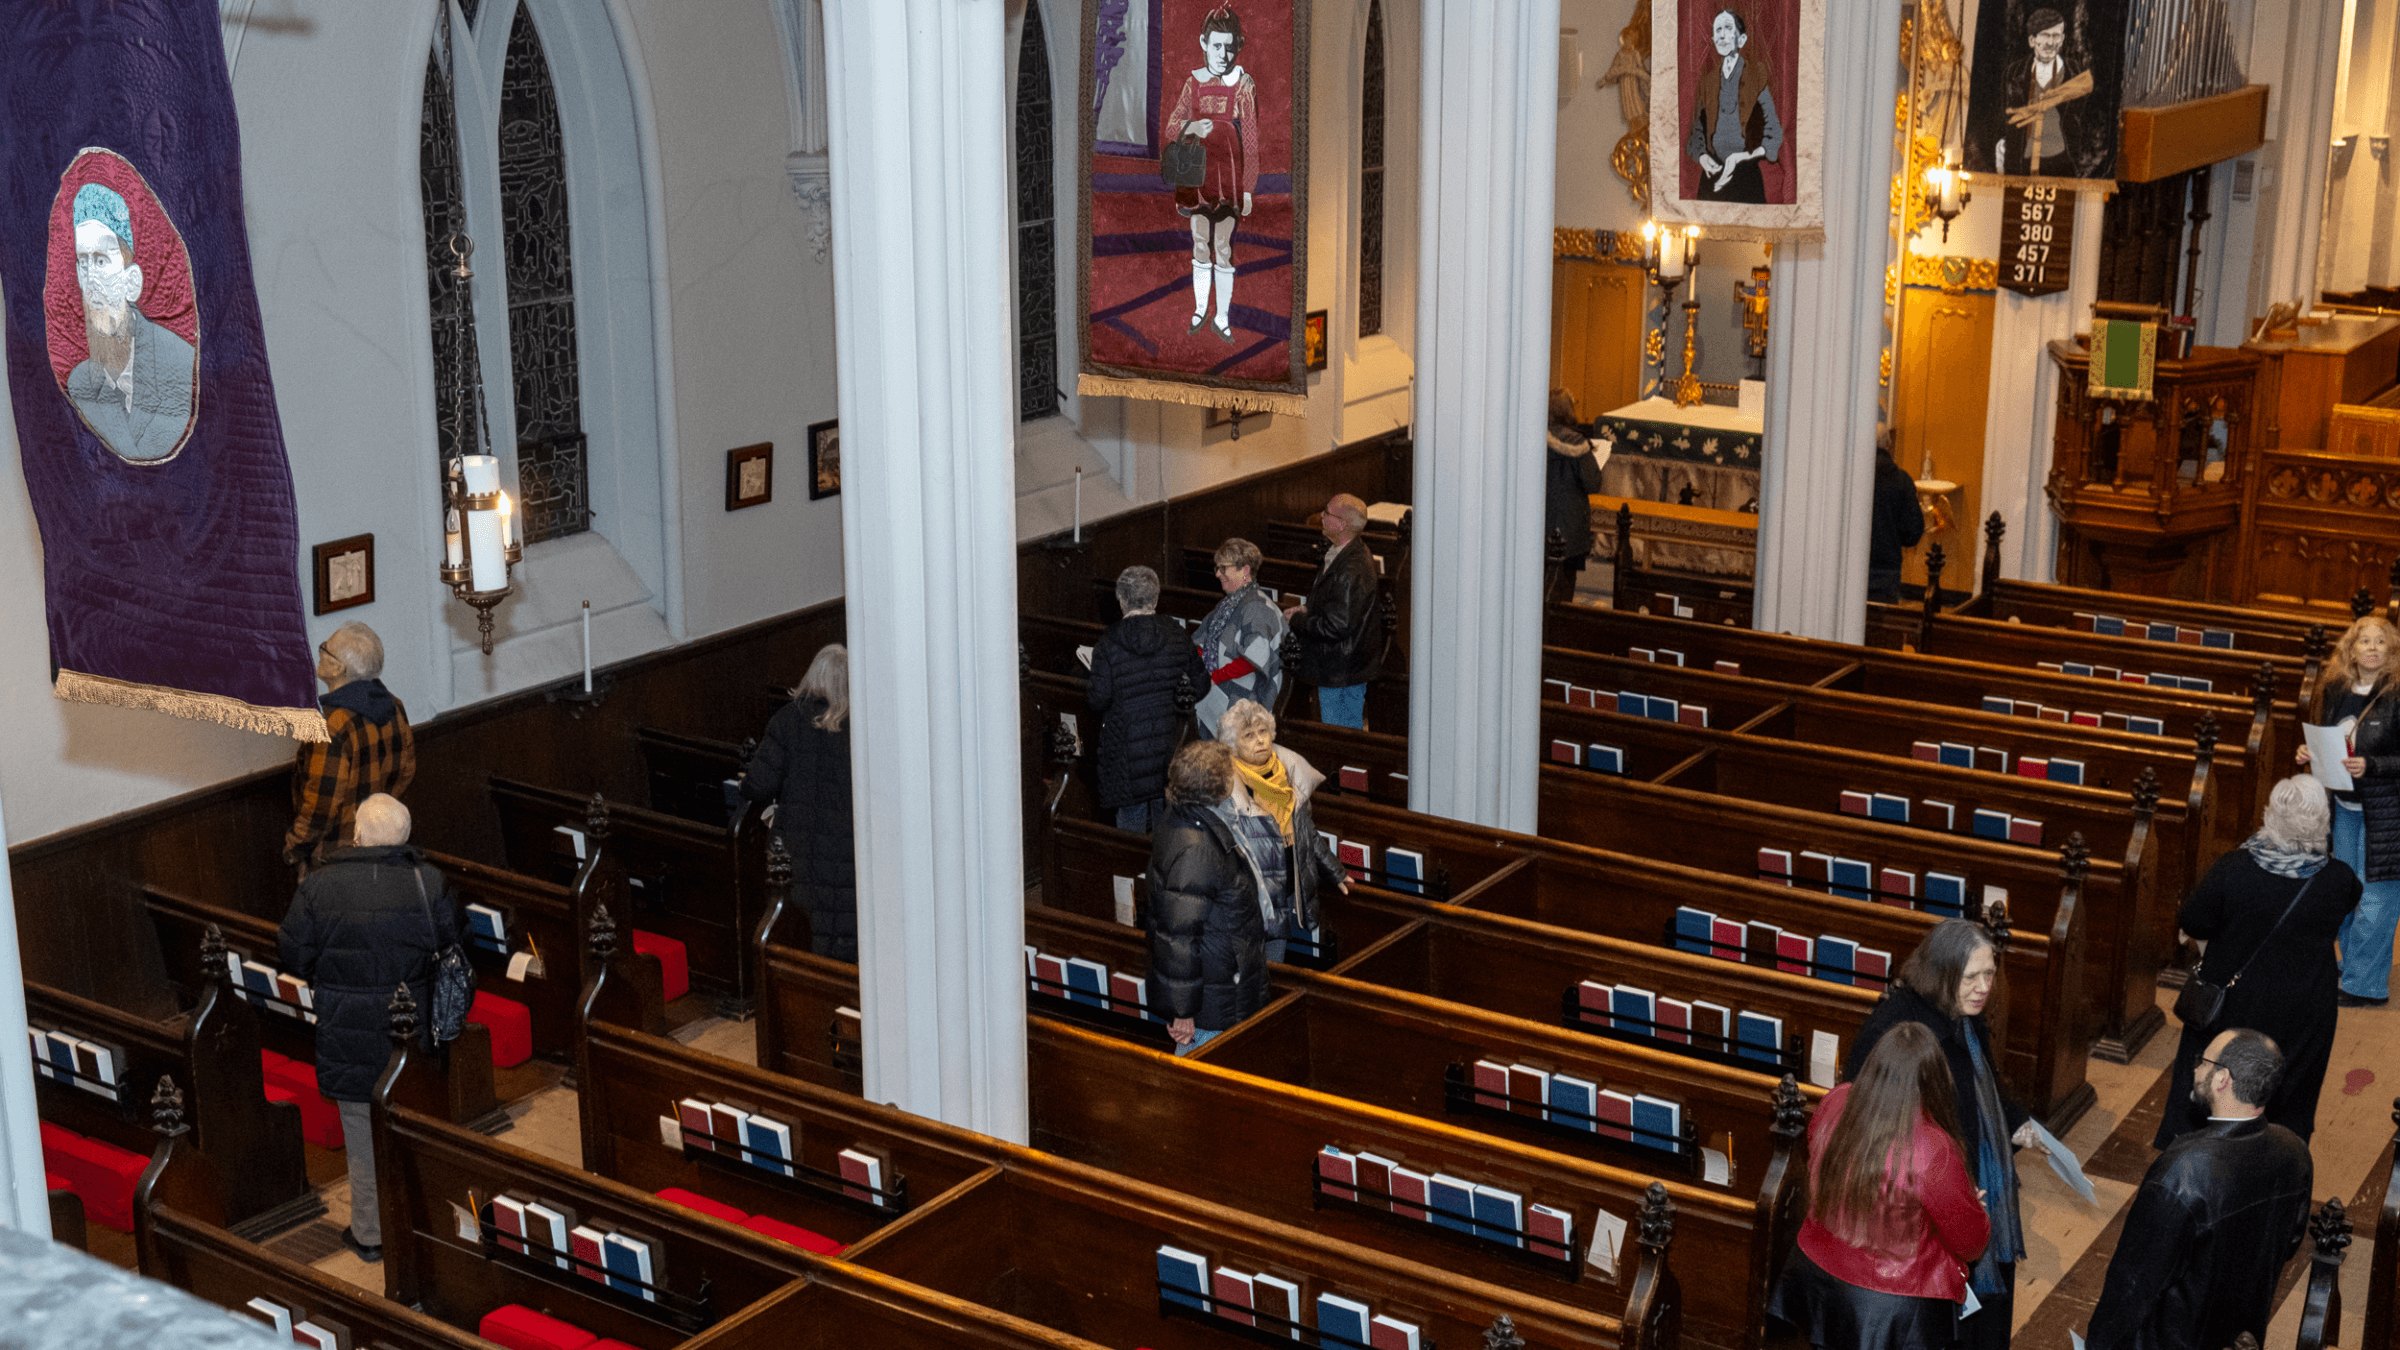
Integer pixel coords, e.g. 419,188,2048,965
618,0,844,634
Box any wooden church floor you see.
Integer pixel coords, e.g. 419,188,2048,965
290,988,2400,1347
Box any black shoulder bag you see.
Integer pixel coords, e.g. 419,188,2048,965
2171,868,2321,1031
415,869,474,1044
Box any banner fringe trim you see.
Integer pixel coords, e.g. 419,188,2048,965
54,669,329,742
1077,373,1308,417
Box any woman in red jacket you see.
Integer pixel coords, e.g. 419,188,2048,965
1770,1021,1992,1349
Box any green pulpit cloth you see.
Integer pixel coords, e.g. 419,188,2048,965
2089,318,2158,400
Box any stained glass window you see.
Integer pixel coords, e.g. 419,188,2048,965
499,5,589,542
420,32,476,490
1016,4,1059,422
1358,0,1386,341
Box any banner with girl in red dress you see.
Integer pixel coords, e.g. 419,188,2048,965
1078,0,1310,414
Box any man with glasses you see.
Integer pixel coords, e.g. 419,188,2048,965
1282,495,1382,729
284,622,416,873
2085,1028,2313,1350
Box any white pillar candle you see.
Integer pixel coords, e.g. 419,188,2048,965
459,455,506,592
582,601,593,693
444,508,463,568
1657,235,1684,280
498,491,515,549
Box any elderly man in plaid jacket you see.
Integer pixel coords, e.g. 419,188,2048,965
284,621,415,870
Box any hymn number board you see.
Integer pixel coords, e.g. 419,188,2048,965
2001,186,2075,298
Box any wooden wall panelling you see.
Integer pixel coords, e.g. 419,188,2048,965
1550,258,1648,422
2235,448,2400,615
1893,284,1996,586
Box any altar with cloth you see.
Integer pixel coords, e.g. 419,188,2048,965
1592,396,1763,515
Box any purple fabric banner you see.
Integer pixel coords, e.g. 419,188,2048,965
0,0,323,739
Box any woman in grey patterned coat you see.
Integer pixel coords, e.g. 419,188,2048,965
1193,537,1286,738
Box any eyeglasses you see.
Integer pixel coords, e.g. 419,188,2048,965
2194,1057,2222,1076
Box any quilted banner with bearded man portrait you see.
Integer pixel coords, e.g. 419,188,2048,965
0,0,324,740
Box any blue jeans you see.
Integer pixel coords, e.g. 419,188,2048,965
1113,799,1163,833
1318,683,1367,729
2334,802,2400,998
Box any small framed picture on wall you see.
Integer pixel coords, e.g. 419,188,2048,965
809,418,841,500
312,534,375,615
1303,310,1328,372
726,442,773,510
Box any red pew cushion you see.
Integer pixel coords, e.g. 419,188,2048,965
263,1058,344,1150
653,1187,747,1224
467,989,534,1068
259,1049,288,1071
44,1171,70,1193
477,1305,597,1350
39,1121,76,1177
631,930,689,1002
55,1134,146,1232
739,1213,842,1254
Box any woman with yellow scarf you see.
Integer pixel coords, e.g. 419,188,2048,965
1216,699,1349,962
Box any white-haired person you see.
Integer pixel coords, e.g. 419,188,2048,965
742,644,859,962
2155,773,2360,1146
1215,699,1348,963
285,621,415,871
277,793,460,1263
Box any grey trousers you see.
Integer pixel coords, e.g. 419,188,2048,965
338,1100,378,1246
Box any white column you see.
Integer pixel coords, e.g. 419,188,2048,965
1979,189,2107,583
821,0,1026,1143
0,784,47,1234
1406,0,1560,833
1752,0,1903,642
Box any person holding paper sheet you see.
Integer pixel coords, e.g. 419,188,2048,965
2085,1029,2313,1350
1147,740,1268,1054
2295,616,2400,1005
2157,775,2357,1147
1769,1022,1989,1349
1845,919,2036,1350
1214,700,1348,964
1088,566,1209,833
740,644,858,962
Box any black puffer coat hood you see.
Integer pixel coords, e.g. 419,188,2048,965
1145,801,1267,1031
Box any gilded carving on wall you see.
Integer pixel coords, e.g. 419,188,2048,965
1900,254,1998,293
1554,228,1647,264
1599,1,1653,210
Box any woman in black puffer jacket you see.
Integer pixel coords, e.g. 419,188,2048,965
1146,739,1266,1054
278,793,458,1261
743,644,858,963
1089,565,1209,833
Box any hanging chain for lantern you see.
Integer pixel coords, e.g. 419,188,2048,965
436,233,522,653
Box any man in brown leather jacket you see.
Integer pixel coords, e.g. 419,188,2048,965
2085,1028,2313,1350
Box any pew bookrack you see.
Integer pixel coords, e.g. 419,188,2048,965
474,1202,717,1334
1306,1165,1584,1282
1558,991,1802,1077
1437,1062,1701,1179
828,1018,862,1077
1159,1280,1440,1350
677,1132,912,1217
1665,924,1895,994
1325,862,1453,904
1280,927,1346,971
1025,974,1177,1051
31,1062,132,1114
1751,864,1967,917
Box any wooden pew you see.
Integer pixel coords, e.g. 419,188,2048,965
1543,644,2230,858
1548,602,2280,854
748,919,1720,1347
2364,1098,2400,1350
1026,1015,1747,1350
1276,719,2125,1079
1031,807,2085,1131
489,776,763,1017
424,850,593,1060
140,884,508,1135
1603,502,1756,629
637,726,750,829
29,928,321,1241
1873,600,2316,715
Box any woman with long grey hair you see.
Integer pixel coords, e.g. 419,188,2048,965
741,644,858,962
2154,773,2360,1145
